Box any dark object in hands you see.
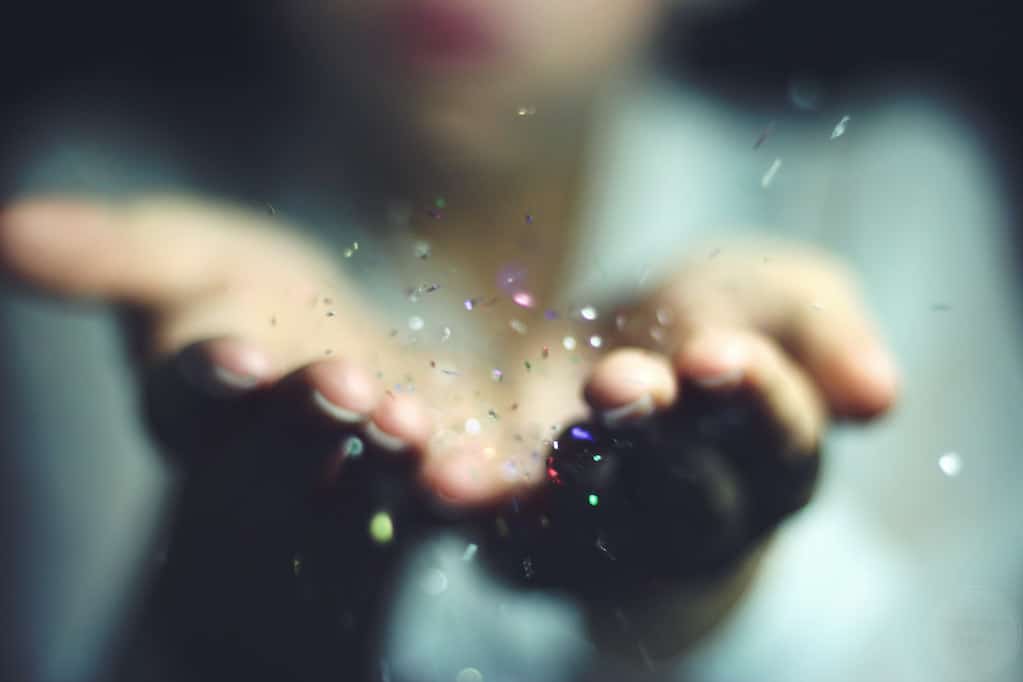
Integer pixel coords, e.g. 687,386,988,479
479,384,820,599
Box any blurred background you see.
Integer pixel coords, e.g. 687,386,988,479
1,2,1020,681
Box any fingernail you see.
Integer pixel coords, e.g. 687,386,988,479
178,354,260,397
600,394,655,427
364,421,408,452
312,390,364,424
693,367,744,389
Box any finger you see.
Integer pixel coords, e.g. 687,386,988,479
583,347,677,426
675,328,825,457
142,337,275,463
662,248,899,419
0,196,333,307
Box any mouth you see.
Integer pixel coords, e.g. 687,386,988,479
384,0,503,70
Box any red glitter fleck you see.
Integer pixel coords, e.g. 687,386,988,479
546,456,563,486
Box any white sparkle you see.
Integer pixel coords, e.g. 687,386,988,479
761,158,783,188
589,335,603,348
939,452,962,477
580,305,598,321
465,418,481,435
509,319,528,334
562,336,577,351
408,315,425,331
831,115,851,140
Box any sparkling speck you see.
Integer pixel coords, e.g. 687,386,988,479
512,291,534,308
434,197,446,209
421,568,448,595
464,299,476,311
368,511,394,544
441,326,452,342
408,315,425,331
342,436,364,458
588,493,600,507
457,667,484,682
580,305,598,321
831,115,851,140
571,426,594,442
939,452,962,477
593,454,603,462
522,557,535,579
462,543,479,561
589,334,603,348
517,106,537,117
465,418,481,435
510,319,528,334
491,368,504,382
545,309,559,320
525,213,534,224
562,336,577,351
292,553,303,576
761,158,783,188
656,307,674,326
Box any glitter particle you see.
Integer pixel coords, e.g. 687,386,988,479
831,115,851,140
421,568,448,595
440,326,452,342
580,305,598,321
562,336,577,351
456,667,484,682
517,106,537,117
414,240,431,260
465,418,481,435
491,368,503,382
571,426,594,442
512,291,534,308
434,197,446,209
462,543,479,561
510,319,528,334
589,334,603,348
464,299,476,311
342,436,364,458
588,493,599,507
369,511,394,544
292,553,303,576
761,158,783,188
545,309,559,320
408,315,425,331
939,452,962,477
593,454,603,462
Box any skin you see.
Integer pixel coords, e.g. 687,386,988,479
0,0,898,663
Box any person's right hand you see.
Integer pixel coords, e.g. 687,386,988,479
0,196,444,481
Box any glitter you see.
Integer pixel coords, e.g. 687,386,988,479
571,426,594,442
414,240,431,259
939,452,962,477
649,327,666,344
753,121,776,150
545,309,559,320
408,315,425,331
831,115,851,140
434,197,446,209
593,454,603,462
589,335,603,348
761,158,783,188
580,305,598,321
457,667,484,682
441,326,452,342
465,418,481,435
422,568,448,595
497,264,528,294
512,291,534,308
342,436,364,458
525,214,533,224
517,106,537,116
266,202,277,216
462,543,479,561
656,307,674,326
524,360,532,371
615,314,627,331
343,247,354,258
441,368,460,376
588,493,600,507
368,511,394,544
522,557,535,579
491,368,503,382
510,319,528,334
562,336,577,351
542,346,549,358
292,553,302,576
487,409,499,421
551,440,559,450
464,299,476,311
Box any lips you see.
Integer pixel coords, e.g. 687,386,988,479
385,0,501,66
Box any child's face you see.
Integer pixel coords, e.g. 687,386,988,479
288,0,666,168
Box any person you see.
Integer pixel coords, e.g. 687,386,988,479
1,1,1020,681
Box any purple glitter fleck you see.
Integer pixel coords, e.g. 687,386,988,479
571,426,595,442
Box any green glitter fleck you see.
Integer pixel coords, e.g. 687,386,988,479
593,454,602,462
435,197,446,209
524,361,532,371
588,493,599,507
